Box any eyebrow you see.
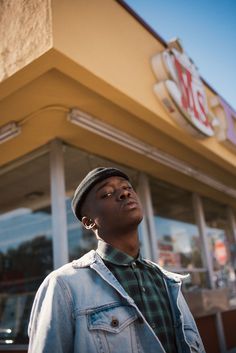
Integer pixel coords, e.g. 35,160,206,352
95,180,111,193
95,178,130,193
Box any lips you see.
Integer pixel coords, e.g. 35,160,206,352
122,200,139,210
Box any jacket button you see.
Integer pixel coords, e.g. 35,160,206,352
111,317,119,327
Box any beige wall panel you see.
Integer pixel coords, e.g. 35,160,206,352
0,0,52,82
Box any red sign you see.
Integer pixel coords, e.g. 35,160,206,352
214,239,228,266
151,39,215,137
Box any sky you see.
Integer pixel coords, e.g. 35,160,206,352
125,0,236,111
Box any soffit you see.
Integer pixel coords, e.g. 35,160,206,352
0,0,235,174
0,68,235,185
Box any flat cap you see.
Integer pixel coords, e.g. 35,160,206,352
72,167,130,221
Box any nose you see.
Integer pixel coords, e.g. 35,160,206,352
118,188,131,200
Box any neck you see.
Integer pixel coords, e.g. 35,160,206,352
97,228,140,257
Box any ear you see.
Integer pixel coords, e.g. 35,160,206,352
82,216,96,230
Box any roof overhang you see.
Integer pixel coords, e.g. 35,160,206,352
1,0,236,207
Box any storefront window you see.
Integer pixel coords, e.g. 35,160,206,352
202,197,236,305
66,198,97,261
150,178,207,290
0,152,52,346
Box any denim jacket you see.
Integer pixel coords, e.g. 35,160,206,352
28,250,205,353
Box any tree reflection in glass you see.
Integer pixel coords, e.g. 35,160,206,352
0,208,53,345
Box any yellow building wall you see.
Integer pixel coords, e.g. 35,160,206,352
51,0,236,171
0,0,236,208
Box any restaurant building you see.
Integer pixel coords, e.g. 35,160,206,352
0,1,236,352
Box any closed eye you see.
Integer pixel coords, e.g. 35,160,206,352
123,185,133,190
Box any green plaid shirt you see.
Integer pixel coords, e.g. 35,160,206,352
96,240,177,353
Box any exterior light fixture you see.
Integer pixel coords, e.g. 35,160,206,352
68,108,236,199
68,108,150,155
0,121,21,144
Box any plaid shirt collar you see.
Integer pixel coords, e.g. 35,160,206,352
96,240,143,266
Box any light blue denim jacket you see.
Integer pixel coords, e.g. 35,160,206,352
28,250,205,353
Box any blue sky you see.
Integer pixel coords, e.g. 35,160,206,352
125,0,236,110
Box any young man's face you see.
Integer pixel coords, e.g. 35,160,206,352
82,176,143,236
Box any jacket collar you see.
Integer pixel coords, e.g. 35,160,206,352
72,250,189,283
72,250,97,268
143,259,189,283
96,240,141,266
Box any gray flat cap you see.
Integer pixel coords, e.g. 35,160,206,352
71,167,129,221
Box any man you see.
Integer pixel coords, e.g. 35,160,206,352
28,167,205,353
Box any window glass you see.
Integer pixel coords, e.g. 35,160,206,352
150,178,207,290
66,198,97,261
202,197,236,305
0,152,52,346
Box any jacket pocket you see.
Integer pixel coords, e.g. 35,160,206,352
184,325,205,353
87,303,139,353
87,303,137,332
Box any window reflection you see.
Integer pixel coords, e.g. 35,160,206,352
203,197,236,305
66,199,98,261
156,216,202,269
0,151,52,346
150,178,207,290
0,207,53,345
